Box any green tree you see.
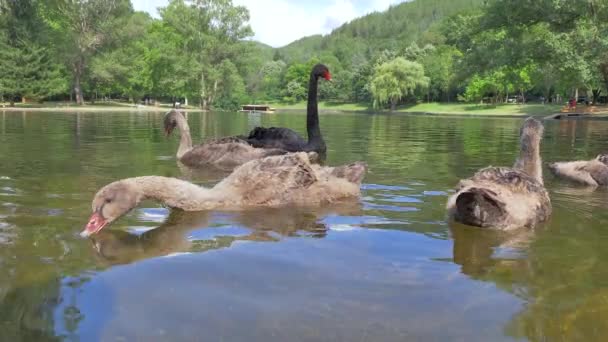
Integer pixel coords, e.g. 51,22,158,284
44,0,133,105
159,0,252,109
370,57,429,110
0,0,67,104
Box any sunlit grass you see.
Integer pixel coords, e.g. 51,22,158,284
398,102,565,116
273,101,580,116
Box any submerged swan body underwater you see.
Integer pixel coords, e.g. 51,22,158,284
447,117,551,230
548,154,608,186
164,110,286,170
81,152,367,237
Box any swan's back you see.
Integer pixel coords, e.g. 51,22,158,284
216,152,366,206
181,137,286,170
448,167,551,229
549,154,608,186
246,127,306,151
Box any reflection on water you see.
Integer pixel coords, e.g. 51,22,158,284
90,203,362,266
2,111,608,340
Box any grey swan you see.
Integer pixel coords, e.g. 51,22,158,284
245,64,331,157
447,117,551,230
81,152,367,237
163,110,286,170
548,154,608,186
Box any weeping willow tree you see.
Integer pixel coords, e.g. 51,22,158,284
370,57,429,110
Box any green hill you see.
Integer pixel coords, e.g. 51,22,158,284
277,0,487,66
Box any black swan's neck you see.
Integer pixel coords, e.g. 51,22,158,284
306,74,325,151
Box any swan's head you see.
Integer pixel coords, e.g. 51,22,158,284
163,110,184,136
312,64,331,81
520,117,544,141
81,181,142,238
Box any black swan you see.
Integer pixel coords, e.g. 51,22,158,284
164,110,286,170
81,152,367,237
548,154,608,186
246,63,331,157
447,117,551,229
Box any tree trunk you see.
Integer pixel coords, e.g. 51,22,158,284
592,89,601,104
200,72,207,110
74,60,84,106
185,97,188,107
390,99,396,111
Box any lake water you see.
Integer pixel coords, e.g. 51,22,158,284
1,110,608,341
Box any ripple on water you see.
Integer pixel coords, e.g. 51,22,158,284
363,202,420,213
47,209,64,216
187,225,251,241
0,186,20,196
379,194,423,204
322,215,410,232
422,190,448,196
0,222,15,244
138,208,170,223
156,156,174,161
362,183,411,191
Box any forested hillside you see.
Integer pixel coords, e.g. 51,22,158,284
0,0,606,110
278,0,486,64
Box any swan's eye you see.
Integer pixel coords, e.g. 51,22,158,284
105,198,112,204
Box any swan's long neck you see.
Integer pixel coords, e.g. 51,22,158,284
127,176,226,211
174,114,193,159
306,73,325,151
514,130,543,184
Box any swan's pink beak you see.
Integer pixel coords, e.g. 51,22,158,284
80,212,108,238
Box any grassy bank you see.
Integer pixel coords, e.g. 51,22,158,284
271,101,371,111
273,101,570,116
397,102,565,115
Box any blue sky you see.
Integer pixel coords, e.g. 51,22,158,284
131,0,405,47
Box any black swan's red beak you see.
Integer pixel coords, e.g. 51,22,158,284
81,212,108,238
324,71,332,81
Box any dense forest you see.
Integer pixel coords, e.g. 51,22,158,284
0,0,607,110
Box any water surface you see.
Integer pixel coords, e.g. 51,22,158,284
1,110,608,341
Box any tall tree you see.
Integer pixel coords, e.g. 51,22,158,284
0,0,67,105
370,57,429,110
45,0,133,105
159,0,252,109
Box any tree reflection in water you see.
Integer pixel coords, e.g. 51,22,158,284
450,220,608,342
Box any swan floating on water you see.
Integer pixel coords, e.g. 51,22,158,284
447,117,551,230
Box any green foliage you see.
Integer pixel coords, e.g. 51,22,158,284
370,57,429,110
1,0,607,108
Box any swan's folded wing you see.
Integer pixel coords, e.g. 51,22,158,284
473,167,543,193
237,153,318,204
181,139,251,167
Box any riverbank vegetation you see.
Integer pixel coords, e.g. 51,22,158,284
0,0,607,111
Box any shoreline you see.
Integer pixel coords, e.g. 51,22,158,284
0,105,206,113
3,105,608,120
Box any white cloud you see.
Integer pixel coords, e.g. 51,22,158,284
132,0,407,47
